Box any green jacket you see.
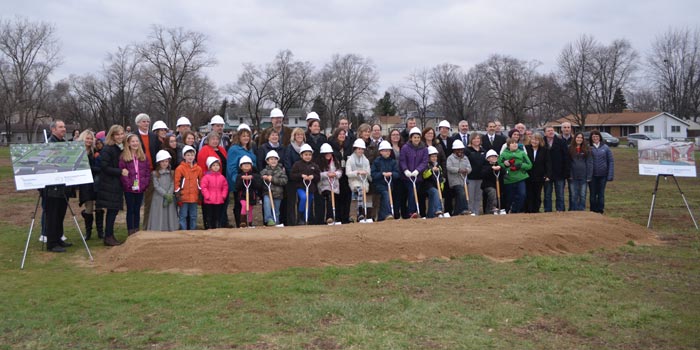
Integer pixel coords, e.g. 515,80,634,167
497,148,532,185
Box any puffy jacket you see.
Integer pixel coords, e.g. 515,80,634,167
119,156,151,193
227,144,257,190
446,153,472,188
421,162,445,192
317,156,343,194
346,153,371,192
174,161,203,203
96,144,124,210
399,142,429,182
590,143,614,180
371,156,399,192
260,164,288,199
569,147,593,181
498,148,533,185
290,159,321,193
201,171,229,205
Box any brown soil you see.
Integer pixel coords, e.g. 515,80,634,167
95,211,658,274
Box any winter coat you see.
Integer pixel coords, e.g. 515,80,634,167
282,143,303,178
346,153,371,192
257,126,293,147
137,131,160,169
197,144,227,178
481,133,507,154
466,146,485,180
544,136,570,180
305,131,328,154
327,138,353,170
590,143,614,180
481,161,505,190
317,156,343,194
259,164,288,199
257,142,284,173
174,161,203,203
119,156,151,193
96,144,124,210
79,151,98,205
370,156,399,192
498,148,533,185
526,145,548,183
569,147,593,181
364,138,381,165
234,170,263,203
290,159,321,193
201,171,229,205
421,162,445,192
399,142,429,182
447,153,472,188
147,169,179,231
227,144,257,190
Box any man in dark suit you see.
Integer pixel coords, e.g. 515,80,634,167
44,120,73,252
481,120,506,154
450,120,471,150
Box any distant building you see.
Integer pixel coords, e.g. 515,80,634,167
547,111,691,140
198,107,308,134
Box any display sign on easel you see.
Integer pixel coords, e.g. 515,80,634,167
10,141,93,191
638,139,696,177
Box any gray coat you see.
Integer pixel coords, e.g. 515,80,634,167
446,153,472,188
147,169,179,231
260,164,288,199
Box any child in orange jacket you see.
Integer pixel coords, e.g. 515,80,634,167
174,146,203,230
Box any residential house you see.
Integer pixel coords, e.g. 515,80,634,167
548,111,691,140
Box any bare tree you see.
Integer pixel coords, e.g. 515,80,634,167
529,73,566,127
477,54,541,126
400,68,433,128
137,25,216,127
647,28,700,121
593,39,639,113
557,35,599,129
104,45,143,127
268,50,314,115
229,63,276,132
628,87,660,112
0,17,61,143
317,53,379,130
430,63,483,127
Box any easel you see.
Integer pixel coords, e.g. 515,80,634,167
21,185,94,269
647,174,699,230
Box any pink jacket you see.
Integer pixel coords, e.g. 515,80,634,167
200,171,229,205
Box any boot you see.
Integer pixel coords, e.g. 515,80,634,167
240,214,247,228
94,209,105,239
81,210,93,240
103,235,122,246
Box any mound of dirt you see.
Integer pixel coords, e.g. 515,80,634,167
96,211,658,274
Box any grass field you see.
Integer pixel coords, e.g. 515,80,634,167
1,147,699,350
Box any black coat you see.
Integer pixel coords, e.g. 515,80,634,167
544,136,570,180
481,133,507,154
305,131,328,155
96,144,124,210
257,142,285,173
465,146,487,180
79,151,99,205
526,145,548,183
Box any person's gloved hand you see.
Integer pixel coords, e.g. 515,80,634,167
404,169,412,178
411,170,419,177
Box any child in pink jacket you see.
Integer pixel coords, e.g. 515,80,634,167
200,157,229,229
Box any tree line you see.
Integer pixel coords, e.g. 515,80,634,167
1,16,699,143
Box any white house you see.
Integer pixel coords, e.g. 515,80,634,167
549,111,691,140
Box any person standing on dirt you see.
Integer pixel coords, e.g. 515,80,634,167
400,127,429,219
43,120,74,252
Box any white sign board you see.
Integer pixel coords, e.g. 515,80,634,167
638,140,696,177
10,142,94,191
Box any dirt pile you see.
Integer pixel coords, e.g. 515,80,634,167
95,211,658,274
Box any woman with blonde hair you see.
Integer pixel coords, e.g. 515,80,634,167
76,130,100,240
96,125,126,246
119,133,151,235
283,127,306,225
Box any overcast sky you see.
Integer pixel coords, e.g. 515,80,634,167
3,0,699,94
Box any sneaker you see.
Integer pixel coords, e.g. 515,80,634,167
358,215,365,222
61,235,68,241
326,218,334,224
38,235,47,243
435,211,443,216
266,219,276,226
410,213,418,219
385,215,394,221
239,222,247,228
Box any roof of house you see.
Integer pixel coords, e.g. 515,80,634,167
547,111,690,127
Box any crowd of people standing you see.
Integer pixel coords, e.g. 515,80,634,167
40,111,614,252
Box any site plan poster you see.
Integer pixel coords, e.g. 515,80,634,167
638,139,697,177
10,141,93,191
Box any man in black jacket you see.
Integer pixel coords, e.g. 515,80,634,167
44,120,73,252
543,126,569,212
481,120,506,154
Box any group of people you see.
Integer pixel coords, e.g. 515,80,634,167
40,111,614,253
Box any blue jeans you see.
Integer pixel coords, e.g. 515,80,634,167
544,179,566,212
505,181,526,213
263,196,282,225
296,188,314,222
124,192,144,231
179,202,198,230
377,188,392,221
404,180,419,216
567,178,574,211
451,185,468,215
426,187,443,218
570,179,587,211
589,176,607,213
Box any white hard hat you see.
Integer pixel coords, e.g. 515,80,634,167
239,155,253,166
176,116,191,127
352,138,366,149
452,139,465,150
270,108,284,118
299,143,313,154
306,112,320,121
409,127,422,137
378,140,392,151
151,120,168,131
237,123,251,132
438,120,451,129
428,146,438,155
206,156,220,168
486,149,499,158
320,143,334,154
155,150,171,163
210,115,225,125
182,145,196,156
265,150,279,160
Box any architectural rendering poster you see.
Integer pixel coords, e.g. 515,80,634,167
638,139,697,177
10,141,93,191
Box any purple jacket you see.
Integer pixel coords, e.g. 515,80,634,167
399,142,429,182
119,157,151,193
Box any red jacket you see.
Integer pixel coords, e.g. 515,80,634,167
200,171,228,205
197,145,227,174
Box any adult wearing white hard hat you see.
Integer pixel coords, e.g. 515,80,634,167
400,126,429,219
175,116,192,143
199,114,231,150
258,107,293,147
436,120,453,156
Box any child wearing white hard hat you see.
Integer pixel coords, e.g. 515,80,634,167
260,150,288,226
